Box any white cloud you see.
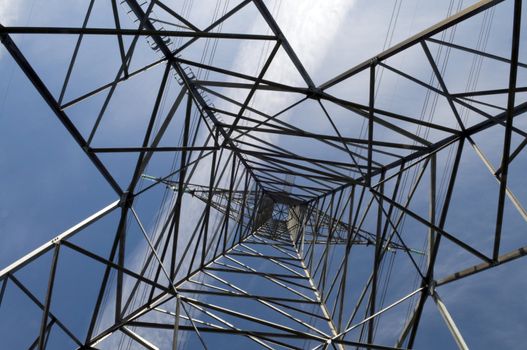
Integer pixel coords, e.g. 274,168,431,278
212,0,357,154
0,0,23,26
233,0,357,97
0,0,22,58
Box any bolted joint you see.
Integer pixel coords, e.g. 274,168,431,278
307,87,322,100
427,280,436,296
119,191,134,208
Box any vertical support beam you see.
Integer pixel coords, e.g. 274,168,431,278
320,192,337,298
367,62,376,187
236,171,250,244
396,155,438,349
29,320,56,350
337,185,356,331
0,278,7,308
172,296,181,350
493,0,522,260
428,154,437,268
38,244,60,350
407,140,464,348
223,155,238,251
171,93,193,278
82,204,124,344
202,130,219,266
115,206,129,322
116,63,172,310
369,171,384,346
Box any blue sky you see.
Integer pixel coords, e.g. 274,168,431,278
1,0,527,349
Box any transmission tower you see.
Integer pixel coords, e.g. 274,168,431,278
0,0,526,349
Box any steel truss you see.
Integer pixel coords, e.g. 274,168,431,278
0,0,526,349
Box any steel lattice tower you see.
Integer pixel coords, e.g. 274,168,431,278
0,0,526,349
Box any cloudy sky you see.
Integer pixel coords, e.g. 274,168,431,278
1,0,526,349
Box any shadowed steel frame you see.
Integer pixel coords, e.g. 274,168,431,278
0,0,525,349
